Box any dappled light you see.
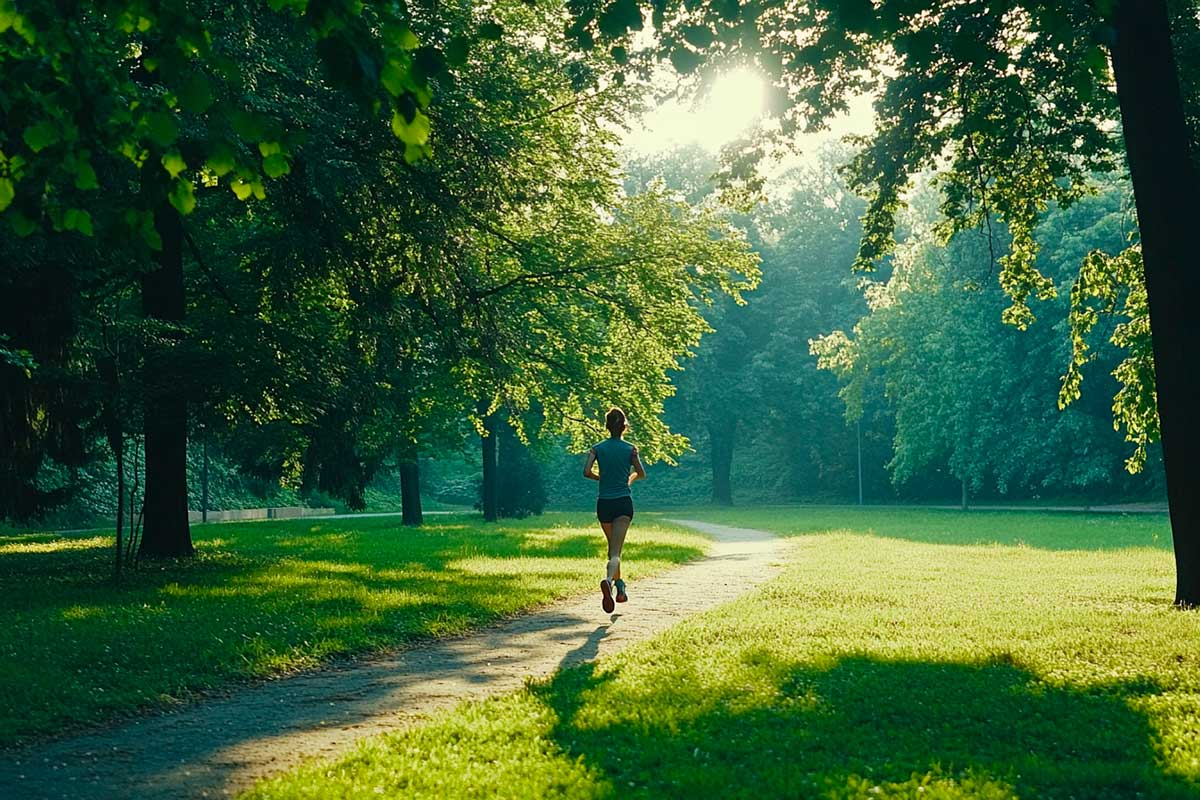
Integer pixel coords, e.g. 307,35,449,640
248,512,1200,798
0,514,707,745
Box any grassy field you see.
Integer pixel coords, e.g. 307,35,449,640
0,513,707,746
247,506,1200,799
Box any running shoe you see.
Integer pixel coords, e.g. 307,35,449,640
614,578,628,603
600,579,615,613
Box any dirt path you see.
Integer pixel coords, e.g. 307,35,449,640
0,520,783,800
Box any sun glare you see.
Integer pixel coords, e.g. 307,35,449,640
699,68,767,149
629,68,767,154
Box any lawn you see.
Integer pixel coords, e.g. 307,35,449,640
246,506,1200,799
0,513,707,746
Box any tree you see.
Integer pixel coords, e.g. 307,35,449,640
496,418,548,519
0,0,517,552
814,175,1159,505
1106,2,1200,605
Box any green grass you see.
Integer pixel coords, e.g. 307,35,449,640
0,513,707,746
671,504,1175,550
246,506,1200,799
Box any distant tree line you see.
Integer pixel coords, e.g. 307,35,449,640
531,148,1162,512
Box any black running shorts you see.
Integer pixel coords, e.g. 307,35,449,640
596,496,634,523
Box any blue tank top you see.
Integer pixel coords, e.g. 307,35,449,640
592,438,634,499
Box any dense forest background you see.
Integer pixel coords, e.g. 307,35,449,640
36,141,1165,528
8,0,1191,532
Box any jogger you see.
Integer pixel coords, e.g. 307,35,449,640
583,407,646,613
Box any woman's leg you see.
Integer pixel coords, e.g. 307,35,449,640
597,520,624,582
600,521,616,581
607,515,630,582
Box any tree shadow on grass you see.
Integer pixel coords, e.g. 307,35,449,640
532,654,1197,799
0,516,704,744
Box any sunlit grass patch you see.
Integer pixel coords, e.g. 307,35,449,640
0,513,707,745
0,534,112,555
673,505,1172,551
247,508,1199,800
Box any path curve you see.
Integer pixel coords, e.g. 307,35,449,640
0,520,782,800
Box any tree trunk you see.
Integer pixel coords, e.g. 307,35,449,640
710,418,735,506
99,355,124,580
480,407,498,522
399,459,423,526
138,203,193,558
113,435,125,582
1111,0,1200,606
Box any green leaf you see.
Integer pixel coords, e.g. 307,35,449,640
391,109,431,146
403,142,428,164
258,141,282,157
22,121,59,153
262,152,290,178
395,25,420,50
230,178,253,201
380,59,408,96
168,178,196,214
11,11,34,43
140,223,162,250
73,158,99,190
478,21,503,41
0,177,13,211
836,0,876,33
126,208,162,249
161,150,188,179
9,211,36,237
0,1,16,33
1085,46,1109,78
598,0,642,38
63,208,94,235
413,46,446,81
682,25,715,49
445,36,470,66
144,111,179,148
206,143,236,177
670,47,703,75
177,71,213,114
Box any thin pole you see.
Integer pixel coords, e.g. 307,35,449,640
201,426,209,524
856,419,863,506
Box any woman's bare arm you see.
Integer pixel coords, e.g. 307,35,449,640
629,447,647,485
583,449,600,481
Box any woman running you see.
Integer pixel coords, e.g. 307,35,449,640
583,407,646,613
